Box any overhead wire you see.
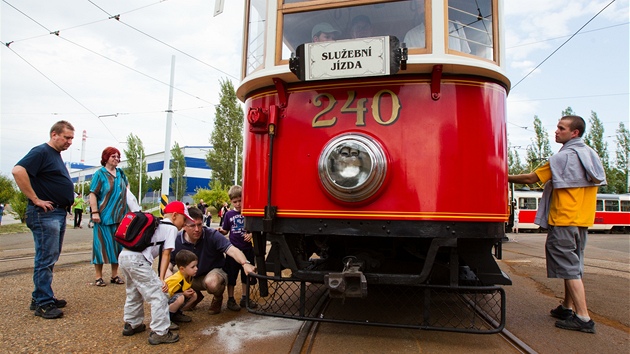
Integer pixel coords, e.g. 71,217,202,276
85,0,238,80
2,42,120,142
511,0,617,90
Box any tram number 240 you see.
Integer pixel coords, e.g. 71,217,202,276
312,90,402,128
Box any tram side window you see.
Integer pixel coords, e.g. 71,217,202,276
621,200,630,212
596,200,604,211
605,200,620,212
447,0,494,59
246,0,267,75
518,197,536,210
280,1,421,61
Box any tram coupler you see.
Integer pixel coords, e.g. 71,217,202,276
324,256,368,299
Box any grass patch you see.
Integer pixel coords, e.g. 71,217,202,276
0,223,29,235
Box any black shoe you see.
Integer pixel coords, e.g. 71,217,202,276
122,322,146,336
34,303,63,319
240,297,258,309
148,330,180,345
170,311,192,323
555,314,596,333
30,297,67,311
550,304,574,320
227,298,241,311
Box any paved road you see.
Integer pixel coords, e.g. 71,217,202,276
1,225,628,353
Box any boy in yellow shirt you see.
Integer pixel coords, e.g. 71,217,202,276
165,250,198,323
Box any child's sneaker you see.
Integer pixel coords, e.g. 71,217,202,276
170,311,192,323
227,298,241,311
555,314,596,333
240,297,258,309
122,322,146,336
168,322,180,331
148,330,180,345
550,304,573,320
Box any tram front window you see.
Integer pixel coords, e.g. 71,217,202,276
246,0,266,75
276,0,496,62
280,1,424,61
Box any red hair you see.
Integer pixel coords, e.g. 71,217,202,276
101,147,121,166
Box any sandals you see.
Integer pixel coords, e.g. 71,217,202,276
110,276,125,285
95,278,106,287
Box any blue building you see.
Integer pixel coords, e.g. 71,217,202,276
68,145,213,204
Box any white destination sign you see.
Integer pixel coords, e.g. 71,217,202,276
305,36,391,81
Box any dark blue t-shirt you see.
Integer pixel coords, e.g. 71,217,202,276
221,209,252,250
16,143,74,207
172,227,232,277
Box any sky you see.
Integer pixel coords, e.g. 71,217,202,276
1,0,628,177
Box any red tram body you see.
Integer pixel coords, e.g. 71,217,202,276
237,0,511,332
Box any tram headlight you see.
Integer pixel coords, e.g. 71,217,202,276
318,134,388,203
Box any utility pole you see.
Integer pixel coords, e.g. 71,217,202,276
138,150,143,204
161,55,176,200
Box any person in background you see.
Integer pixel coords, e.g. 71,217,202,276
218,185,258,311
508,115,605,334
197,199,207,215
348,15,373,39
13,120,75,319
72,193,85,229
312,22,341,42
0,203,4,226
219,202,229,226
89,147,128,287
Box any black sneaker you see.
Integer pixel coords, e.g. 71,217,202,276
30,298,67,311
550,304,574,320
555,314,596,333
170,311,192,323
240,297,258,309
122,322,146,336
148,330,180,345
227,298,241,311
34,303,63,319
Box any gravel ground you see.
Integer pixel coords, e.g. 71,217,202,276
0,261,269,354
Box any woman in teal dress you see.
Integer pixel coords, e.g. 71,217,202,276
89,147,128,286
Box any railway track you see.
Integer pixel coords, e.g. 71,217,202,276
289,291,538,354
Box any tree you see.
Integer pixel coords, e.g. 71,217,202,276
206,79,244,187
525,115,553,173
123,134,148,201
8,192,28,223
147,175,162,194
192,181,229,220
583,111,609,169
615,122,629,193
507,141,525,176
170,142,186,200
0,174,16,203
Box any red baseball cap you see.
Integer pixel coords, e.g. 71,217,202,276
163,201,194,222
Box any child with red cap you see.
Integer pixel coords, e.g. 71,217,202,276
118,201,194,345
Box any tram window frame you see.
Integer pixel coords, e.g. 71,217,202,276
596,200,604,211
518,197,536,210
621,200,630,212
446,0,497,61
604,200,620,212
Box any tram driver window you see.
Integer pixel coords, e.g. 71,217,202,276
280,1,422,61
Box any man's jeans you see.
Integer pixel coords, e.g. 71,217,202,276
26,205,66,306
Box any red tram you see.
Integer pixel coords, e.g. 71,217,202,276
237,0,511,332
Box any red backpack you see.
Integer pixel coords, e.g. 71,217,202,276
115,212,172,251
